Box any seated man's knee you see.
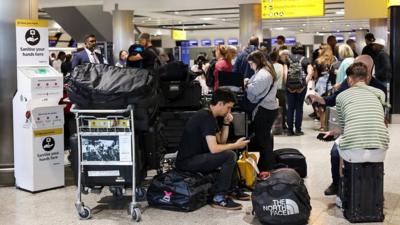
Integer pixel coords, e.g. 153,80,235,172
221,151,237,164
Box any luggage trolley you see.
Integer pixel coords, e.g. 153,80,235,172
71,105,141,222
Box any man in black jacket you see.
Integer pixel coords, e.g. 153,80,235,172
372,38,392,84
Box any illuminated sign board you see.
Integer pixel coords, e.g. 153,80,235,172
388,0,400,7
214,39,225,46
201,39,211,46
271,37,296,45
189,40,198,47
172,30,186,40
227,38,239,45
261,0,324,19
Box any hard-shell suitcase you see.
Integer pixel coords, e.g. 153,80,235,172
339,162,384,223
273,148,307,178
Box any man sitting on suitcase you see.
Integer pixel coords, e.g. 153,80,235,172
322,62,389,169
176,88,250,210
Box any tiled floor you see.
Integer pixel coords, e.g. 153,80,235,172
1,108,399,225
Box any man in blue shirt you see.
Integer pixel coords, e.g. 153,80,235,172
233,36,259,78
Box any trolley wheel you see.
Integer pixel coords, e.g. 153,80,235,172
78,206,91,220
130,207,141,222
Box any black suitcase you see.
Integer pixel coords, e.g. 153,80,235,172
160,111,197,153
139,124,166,171
159,81,203,110
339,162,384,223
69,134,147,187
273,148,307,178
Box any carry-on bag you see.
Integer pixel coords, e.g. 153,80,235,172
273,148,307,178
147,170,214,212
339,162,384,223
252,168,311,225
237,151,259,188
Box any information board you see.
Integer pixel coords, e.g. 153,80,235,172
262,0,324,19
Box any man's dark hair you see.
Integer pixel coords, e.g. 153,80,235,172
210,88,237,106
249,36,259,47
365,33,375,42
291,42,305,55
346,39,356,45
84,34,96,42
346,62,368,80
269,51,279,62
277,35,285,42
327,35,336,43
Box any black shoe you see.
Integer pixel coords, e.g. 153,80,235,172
211,197,243,210
308,112,316,119
229,190,251,201
324,183,338,196
287,130,295,136
295,130,304,136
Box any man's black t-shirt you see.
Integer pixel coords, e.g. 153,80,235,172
141,46,159,70
176,109,220,162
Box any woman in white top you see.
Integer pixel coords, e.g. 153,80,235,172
52,51,66,73
244,50,278,171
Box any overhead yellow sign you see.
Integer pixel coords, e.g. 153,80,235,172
388,0,400,7
345,0,387,19
172,30,187,40
261,0,324,19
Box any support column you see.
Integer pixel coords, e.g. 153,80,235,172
112,4,134,65
370,18,388,50
239,4,262,49
355,30,367,55
389,5,400,119
262,28,272,52
0,0,38,186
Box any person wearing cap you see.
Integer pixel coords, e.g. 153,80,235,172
308,55,387,196
128,33,160,70
361,33,376,59
372,38,392,83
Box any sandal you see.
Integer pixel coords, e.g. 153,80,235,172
319,127,326,132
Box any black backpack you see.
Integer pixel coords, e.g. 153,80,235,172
206,59,217,88
252,168,311,225
287,56,306,90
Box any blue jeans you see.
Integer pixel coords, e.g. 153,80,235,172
330,143,340,186
286,88,307,132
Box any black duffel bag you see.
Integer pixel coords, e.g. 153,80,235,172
67,63,157,109
158,61,191,81
252,168,311,225
147,170,215,212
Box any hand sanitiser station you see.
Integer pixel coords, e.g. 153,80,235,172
13,20,64,192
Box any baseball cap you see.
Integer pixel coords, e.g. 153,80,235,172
372,38,386,47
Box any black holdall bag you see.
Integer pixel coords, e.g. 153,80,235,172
147,170,215,212
273,148,307,178
252,168,311,225
67,63,157,109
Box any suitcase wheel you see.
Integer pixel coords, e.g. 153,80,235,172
78,206,91,220
128,206,141,222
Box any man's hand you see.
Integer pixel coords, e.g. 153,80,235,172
224,113,234,124
234,137,250,149
322,127,341,138
308,94,326,105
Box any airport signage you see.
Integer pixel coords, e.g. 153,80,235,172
16,19,49,66
189,40,198,47
388,0,400,7
201,39,212,46
261,0,324,19
214,39,225,46
172,30,187,40
228,38,239,45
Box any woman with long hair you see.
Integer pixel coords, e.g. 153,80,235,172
245,50,278,171
314,44,337,131
213,45,236,90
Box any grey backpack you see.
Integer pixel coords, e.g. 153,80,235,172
287,56,306,89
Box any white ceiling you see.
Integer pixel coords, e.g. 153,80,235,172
39,0,370,34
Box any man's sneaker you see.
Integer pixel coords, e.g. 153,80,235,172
295,130,304,136
287,130,295,136
324,183,338,196
211,197,243,210
229,190,251,201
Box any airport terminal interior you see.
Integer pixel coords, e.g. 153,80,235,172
1,0,400,225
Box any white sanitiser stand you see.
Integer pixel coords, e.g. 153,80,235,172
13,66,64,192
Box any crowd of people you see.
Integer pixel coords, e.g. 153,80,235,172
56,31,391,210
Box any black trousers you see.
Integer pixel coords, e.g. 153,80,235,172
176,151,237,195
248,107,277,171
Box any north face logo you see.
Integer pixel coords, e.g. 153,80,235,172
263,199,300,216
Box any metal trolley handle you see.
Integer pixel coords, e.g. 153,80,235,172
70,104,133,114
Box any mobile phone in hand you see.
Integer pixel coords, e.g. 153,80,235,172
317,133,335,142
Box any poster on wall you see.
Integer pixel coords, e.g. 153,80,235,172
15,20,49,67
